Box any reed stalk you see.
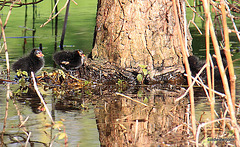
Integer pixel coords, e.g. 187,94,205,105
172,0,196,136
220,0,238,145
1,83,10,146
0,16,10,78
220,0,236,111
202,0,239,145
204,0,215,140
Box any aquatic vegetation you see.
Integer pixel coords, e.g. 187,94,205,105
137,64,150,84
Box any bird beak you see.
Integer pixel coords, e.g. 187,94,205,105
36,52,44,57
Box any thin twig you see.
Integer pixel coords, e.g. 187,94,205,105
224,0,240,42
189,75,226,97
19,116,29,128
1,83,10,140
196,118,237,147
31,72,55,124
25,132,31,147
185,0,204,21
175,64,207,102
0,16,10,78
116,92,148,107
40,0,79,28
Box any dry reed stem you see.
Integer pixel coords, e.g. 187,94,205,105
224,0,240,42
186,0,203,35
172,0,196,137
189,76,225,97
163,124,189,137
3,3,14,28
115,92,148,107
204,0,215,139
175,64,207,102
19,116,29,128
40,0,69,27
49,0,60,20
25,132,31,147
183,1,188,56
189,20,203,35
202,0,239,145
0,3,14,40
1,83,10,142
220,0,236,111
221,102,229,136
134,119,138,145
31,72,55,124
196,118,237,147
185,0,204,21
0,16,10,78
40,0,77,28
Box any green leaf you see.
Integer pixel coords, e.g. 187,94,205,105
142,68,148,76
137,74,143,83
84,80,90,86
138,64,147,69
117,79,123,85
143,97,148,104
137,90,143,98
14,89,21,95
58,132,67,140
85,90,92,95
19,78,26,87
22,87,28,93
17,70,22,77
22,71,28,76
53,121,64,129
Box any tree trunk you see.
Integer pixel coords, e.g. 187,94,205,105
83,0,192,84
91,0,191,82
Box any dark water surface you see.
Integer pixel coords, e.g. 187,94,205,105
1,0,240,146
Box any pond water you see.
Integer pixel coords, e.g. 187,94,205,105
1,0,240,146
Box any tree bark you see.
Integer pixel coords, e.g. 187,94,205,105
91,0,192,82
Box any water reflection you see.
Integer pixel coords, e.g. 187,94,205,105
94,87,191,146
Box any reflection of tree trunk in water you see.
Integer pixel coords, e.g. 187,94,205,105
94,88,190,146
60,0,70,50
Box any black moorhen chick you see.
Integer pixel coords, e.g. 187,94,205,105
53,50,85,71
12,49,45,75
187,50,228,82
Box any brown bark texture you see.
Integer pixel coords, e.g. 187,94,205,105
91,0,192,79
